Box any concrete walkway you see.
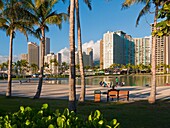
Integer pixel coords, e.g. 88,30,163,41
0,81,170,102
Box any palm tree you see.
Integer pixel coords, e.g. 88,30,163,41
122,0,166,103
22,0,67,98
20,59,29,77
68,0,76,112
0,0,34,97
13,60,21,78
1,62,8,71
50,58,58,75
30,63,38,74
75,0,92,102
61,62,68,73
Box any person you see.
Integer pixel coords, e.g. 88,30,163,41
103,81,107,87
99,81,103,86
115,77,119,86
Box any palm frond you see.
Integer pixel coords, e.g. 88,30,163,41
84,0,92,10
122,0,148,9
136,0,151,26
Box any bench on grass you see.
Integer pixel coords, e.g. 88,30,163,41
107,89,129,101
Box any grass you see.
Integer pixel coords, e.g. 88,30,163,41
0,95,170,128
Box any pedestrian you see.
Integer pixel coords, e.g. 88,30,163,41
115,77,119,86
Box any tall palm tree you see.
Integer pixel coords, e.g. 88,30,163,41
68,0,76,112
75,0,92,102
22,0,67,98
122,0,166,103
0,0,34,97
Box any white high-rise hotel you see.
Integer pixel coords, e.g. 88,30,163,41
28,42,39,66
103,31,135,69
133,36,151,65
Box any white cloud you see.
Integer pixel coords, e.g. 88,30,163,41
58,47,70,63
82,40,100,61
0,55,20,64
58,40,100,63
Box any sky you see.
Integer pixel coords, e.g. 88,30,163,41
0,0,155,63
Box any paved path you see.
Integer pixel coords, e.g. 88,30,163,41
0,81,170,102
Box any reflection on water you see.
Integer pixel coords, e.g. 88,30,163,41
45,75,170,86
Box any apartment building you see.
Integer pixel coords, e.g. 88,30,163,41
103,31,135,69
28,42,39,66
133,36,151,65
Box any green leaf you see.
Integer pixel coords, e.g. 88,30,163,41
166,20,170,26
57,117,65,127
42,104,48,109
94,110,101,119
88,115,92,121
48,124,55,128
20,106,25,113
25,119,30,126
112,119,117,125
63,108,69,117
98,120,104,125
25,106,32,112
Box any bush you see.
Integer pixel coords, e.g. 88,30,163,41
0,104,120,128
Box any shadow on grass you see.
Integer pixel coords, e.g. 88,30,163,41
1,95,170,128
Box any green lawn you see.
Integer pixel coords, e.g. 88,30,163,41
0,95,170,128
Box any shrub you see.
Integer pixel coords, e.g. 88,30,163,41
0,104,120,128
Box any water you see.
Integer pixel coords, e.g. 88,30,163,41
45,75,170,86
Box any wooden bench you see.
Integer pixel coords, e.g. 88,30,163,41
107,89,129,101
118,90,129,101
107,89,119,101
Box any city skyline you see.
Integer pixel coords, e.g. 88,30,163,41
0,0,154,63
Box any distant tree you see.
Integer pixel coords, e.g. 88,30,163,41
30,63,39,74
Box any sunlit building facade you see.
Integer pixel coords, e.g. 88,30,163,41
103,31,135,69
133,36,151,65
28,42,39,66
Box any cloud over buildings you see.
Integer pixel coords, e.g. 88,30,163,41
58,40,100,63
0,55,20,64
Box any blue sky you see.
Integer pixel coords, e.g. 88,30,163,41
0,0,154,57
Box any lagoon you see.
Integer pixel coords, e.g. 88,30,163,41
44,74,170,86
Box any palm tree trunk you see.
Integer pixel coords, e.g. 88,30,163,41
68,0,76,112
148,6,158,104
76,0,86,102
34,27,45,99
6,33,13,97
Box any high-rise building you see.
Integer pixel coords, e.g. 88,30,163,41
56,53,62,65
45,37,50,55
133,36,151,65
75,48,93,68
103,31,135,69
151,25,170,73
39,37,50,68
44,53,62,74
87,47,93,67
20,54,28,61
28,42,39,67
100,40,103,69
